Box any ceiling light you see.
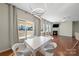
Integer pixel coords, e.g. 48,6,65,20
32,8,45,16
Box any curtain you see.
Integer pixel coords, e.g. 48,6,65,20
8,4,18,47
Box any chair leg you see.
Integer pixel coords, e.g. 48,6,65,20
72,41,79,49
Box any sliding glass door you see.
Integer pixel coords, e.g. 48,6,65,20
17,19,34,40
16,9,34,40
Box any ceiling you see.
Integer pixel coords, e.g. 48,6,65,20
11,3,79,22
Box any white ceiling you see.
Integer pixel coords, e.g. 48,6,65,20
11,3,79,22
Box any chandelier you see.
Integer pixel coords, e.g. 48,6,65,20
32,8,45,16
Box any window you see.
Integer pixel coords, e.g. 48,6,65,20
16,9,34,40
17,19,34,39
46,24,49,32
40,20,46,36
17,19,26,39
44,22,52,35
26,21,33,38
49,24,51,32
40,20,43,36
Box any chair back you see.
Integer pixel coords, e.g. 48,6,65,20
75,32,79,41
12,43,19,52
12,43,26,55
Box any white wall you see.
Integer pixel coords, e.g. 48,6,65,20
0,4,18,52
72,21,79,36
59,21,72,37
0,4,10,51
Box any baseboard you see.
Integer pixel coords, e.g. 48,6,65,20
0,48,11,53
59,34,72,37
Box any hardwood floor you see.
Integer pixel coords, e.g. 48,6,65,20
0,49,13,56
0,36,79,56
53,36,79,56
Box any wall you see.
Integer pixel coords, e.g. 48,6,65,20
0,4,18,52
9,5,18,46
0,4,10,51
72,21,79,36
59,21,72,37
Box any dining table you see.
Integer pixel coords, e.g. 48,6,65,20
24,36,53,56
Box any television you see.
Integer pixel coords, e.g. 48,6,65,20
53,24,59,27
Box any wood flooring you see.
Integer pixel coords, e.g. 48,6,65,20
0,36,79,56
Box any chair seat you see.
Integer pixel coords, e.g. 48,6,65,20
45,52,54,56
23,48,32,56
16,47,32,56
12,43,32,56
44,45,54,50
40,42,57,56
16,52,24,56
45,48,53,53
16,49,31,56
44,42,57,49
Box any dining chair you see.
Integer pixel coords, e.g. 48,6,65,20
73,32,79,49
12,43,32,56
40,42,57,56
64,32,79,55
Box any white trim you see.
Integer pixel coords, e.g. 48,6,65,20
59,33,72,37
0,48,11,53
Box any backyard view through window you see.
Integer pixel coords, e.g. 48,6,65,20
17,19,33,39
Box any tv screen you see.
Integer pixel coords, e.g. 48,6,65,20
53,24,59,27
